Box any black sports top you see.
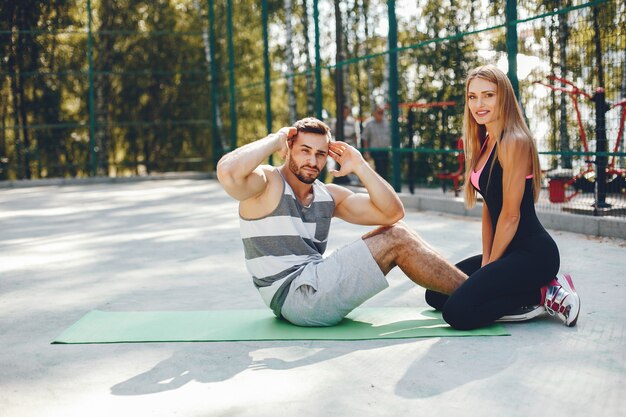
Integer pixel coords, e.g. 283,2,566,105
472,142,548,247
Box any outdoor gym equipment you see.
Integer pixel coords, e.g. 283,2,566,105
535,76,626,206
434,137,464,197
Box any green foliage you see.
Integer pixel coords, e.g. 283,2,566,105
0,0,623,181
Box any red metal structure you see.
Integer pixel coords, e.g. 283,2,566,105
435,137,465,196
535,76,626,203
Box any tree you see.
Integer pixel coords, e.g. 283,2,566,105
396,0,480,183
0,0,621,183
3,1,40,179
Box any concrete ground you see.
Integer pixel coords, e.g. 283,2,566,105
1,178,624,417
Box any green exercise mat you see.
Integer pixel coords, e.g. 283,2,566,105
52,307,509,344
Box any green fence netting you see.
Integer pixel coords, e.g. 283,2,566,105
1,0,624,216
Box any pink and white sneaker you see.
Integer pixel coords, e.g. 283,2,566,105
542,273,581,327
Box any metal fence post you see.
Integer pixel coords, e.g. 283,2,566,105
387,0,401,192
334,1,344,142
262,0,273,164
226,0,237,151
208,0,222,169
313,0,323,120
505,0,520,101
87,0,97,176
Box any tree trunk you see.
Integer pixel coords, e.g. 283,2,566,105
362,0,375,112
16,7,31,179
193,0,224,141
0,85,7,180
38,0,64,178
353,0,364,122
341,12,351,106
8,15,24,179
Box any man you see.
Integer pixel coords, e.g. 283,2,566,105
217,117,466,326
362,106,391,181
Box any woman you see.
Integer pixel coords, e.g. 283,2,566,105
426,65,581,330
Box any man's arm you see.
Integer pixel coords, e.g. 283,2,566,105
328,141,404,226
216,127,296,201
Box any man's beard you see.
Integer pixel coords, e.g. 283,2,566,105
289,158,320,184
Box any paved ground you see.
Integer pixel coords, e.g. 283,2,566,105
1,179,624,417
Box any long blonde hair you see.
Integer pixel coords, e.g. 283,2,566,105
462,65,542,208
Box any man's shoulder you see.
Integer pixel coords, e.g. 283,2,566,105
255,164,283,190
258,163,278,172
239,166,284,218
324,182,351,205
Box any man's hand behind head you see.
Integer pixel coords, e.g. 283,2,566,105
277,126,298,159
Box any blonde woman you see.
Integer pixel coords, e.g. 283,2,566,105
425,65,581,329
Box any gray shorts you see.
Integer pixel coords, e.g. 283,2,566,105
280,238,388,326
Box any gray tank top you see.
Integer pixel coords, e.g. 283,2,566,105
239,170,335,316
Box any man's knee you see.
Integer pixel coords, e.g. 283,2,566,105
361,222,413,273
384,221,421,246
363,222,423,254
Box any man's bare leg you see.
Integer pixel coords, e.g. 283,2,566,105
362,222,466,294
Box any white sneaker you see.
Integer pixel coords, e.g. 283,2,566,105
497,305,546,322
544,273,581,327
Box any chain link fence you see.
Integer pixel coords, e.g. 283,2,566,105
1,0,624,217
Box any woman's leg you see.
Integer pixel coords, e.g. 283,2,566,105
442,249,557,330
425,255,482,310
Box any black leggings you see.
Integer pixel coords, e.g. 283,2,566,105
425,234,559,330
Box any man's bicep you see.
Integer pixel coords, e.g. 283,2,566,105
221,166,269,201
334,193,385,225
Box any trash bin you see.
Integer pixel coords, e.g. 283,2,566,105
546,169,574,203
548,177,568,203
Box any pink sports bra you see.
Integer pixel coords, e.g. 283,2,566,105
470,140,533,191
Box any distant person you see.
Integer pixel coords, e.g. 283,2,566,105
331,104,359,147
362,106,391,181
425,65,581,329
217,117,467,326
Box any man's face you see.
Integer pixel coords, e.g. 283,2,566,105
287,132,329,184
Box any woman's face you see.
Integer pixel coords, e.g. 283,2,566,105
467,78,499,127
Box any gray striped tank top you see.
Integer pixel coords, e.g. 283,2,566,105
239,171,335,316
